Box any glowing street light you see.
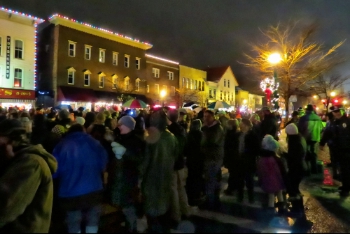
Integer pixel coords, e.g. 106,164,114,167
243,99,247,104
343,100,348,104
268,53,282,64
160,90,167,107
330,91,336,97
313,95,317,99
267,52,282,110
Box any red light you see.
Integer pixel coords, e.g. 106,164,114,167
334,99,339,103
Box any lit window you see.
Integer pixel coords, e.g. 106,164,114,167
85,45,91,60
135,78,140,91
15,40,23,59
68,41,76,57
67,67,75,84
197,81,201,90
168,71,174,80
112,75,118,89
99,49,105,63
155,84,159,94
194,80,197,90
113,52,118,66
14,68,22,87
83,70,91,86
124,77,130,90
224,79,226,87
99,73,105,88
136,57,141,70
186,78,189,89
171,86,175,96
152,68,160,78
220,91,223,100
124,54,130,68
147,85,149,93
228,80,230,88
182,77,185,88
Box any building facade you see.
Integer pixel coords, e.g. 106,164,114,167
145,54,179,108
178,65,207,107
0,7,44,110
37,14,152,111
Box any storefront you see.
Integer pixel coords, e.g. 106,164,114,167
0,88,36,110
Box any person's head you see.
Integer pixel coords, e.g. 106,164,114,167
249,113,260,124
305,104,314,113
262,106,271,116
75,116,86,126
190,119,202,131
0,119,28,159
239,119,253,133
150,109,168,131
20,111,30,119
167,109,179,123
96,112,106,125
118,116,136,134
9,112,19,120
285,123,298,135
291,111,299,119
67,123,85,134
103,110,111,119
261,134,279,152
90,124,107,141
179,111,186,121
203,110,215,126
58,109,70,121
227,119,239,131
331,105,345,119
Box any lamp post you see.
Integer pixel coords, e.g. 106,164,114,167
267,53,282,110
160,90,167,107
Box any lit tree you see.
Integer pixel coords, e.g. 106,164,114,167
242,21,345,120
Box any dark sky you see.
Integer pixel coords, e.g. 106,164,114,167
2,0,350,90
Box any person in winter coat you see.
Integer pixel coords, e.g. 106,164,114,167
223,119,240,195
257,135,287,215
19,111,32,138
298,104,323,174
110,116,145,233
200,110,225,210
52,124,108,233
185,119,205,206
0,119,57,233
260,107,279,141
141,109,177,233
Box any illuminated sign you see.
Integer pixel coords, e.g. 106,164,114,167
6,36,10,79
0,88,35,99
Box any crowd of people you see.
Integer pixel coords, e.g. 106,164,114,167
0,102,346,233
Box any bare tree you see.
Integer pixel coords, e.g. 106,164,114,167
242,21,345,120
176,87,207,107
308,74,350,112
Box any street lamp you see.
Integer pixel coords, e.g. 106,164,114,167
330,91,336,97
268,52,282,110
160,90,166,107
267,53,282,64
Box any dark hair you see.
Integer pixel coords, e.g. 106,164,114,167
241,118,253,128
84,112,96,128
204,110,215,117
90,124,107,141
150,109,168,131
167,109,179,123
190,119,202,131
292,111,299,117
67,123,84,134
10,112,19,119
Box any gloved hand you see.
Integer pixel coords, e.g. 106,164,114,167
111,142,126,160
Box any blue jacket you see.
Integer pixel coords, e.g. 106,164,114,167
53,132,108,198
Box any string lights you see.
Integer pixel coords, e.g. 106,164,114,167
260,77,279,109
0,7,45,23
145,54,179,65
49,14,152,47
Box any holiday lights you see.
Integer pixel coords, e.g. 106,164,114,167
49,14,152,47
0,7,44,23
260,77,280,109
145,54,179,65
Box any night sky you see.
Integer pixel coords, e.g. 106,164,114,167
2,0,350,91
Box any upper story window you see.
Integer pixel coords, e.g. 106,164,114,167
186,78,189,89
112,74,118,89
67,67,76,84
228,80,230,88
99,49,105,63
152,68,160,78
124,54,130,68
213,89,216,97
135,78,140,91
98,72,106,88
83,70,91,86
124,76,130,90
15,40,23,59
68,41,76,57
194,80,197,90
182,77,185,88
220,90,223,100
224,79,226,87
197,81,201,91
85,45,91,60
14,68,23,87
201,81,205,91
136,57,141,70
209,89,213,98
171,86,175,96
168,71,174,80
155,84,159,94
113,52,118,66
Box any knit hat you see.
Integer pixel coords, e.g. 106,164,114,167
285,123,298,135
118,116,136,130
75,117,85,126
58,109,70,120
0,119,25,136
261,134,279,152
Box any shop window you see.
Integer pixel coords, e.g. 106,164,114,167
67,67,75,84
135,78,140,91
113,52,118,66
68,41,76,57
99,49,105,63
124,76,130,90
124,54,130,68
14,68,22,87
136,57,141,70
152,68,160,78
168,71,174,80
83,70,91,86
85,45,91,60
15,40,23,59
112,74,118,89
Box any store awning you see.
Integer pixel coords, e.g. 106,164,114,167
57,86,97,102
94,90,120,102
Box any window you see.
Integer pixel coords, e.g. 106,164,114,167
113,52,118,66
0,37,2,56
14,68,22,87
136,57,141,70
213,89,216,97
112,75,118,89
135,78,140,91
190,79,193,90
198,81,201,91
202,81,205,91
182,77,185,88
124,54,130,68
224,91,226,101
98,73,106,88
85,45,91,60
194,80,197,90
15,40,23,59
67,67,76,84
228,80,230,88
99,49,105,63
124,77,130,90
224,79,226,87
186,78,189,89
146,85,149,93
68,41,76,57
83,70,91,86
220,91,223,100
209,89,213,98
152,68,160,78
155,84,159,94
171,86,175,96
167,71,174,80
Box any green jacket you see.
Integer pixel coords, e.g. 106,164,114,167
0,144,57,233
298,112,323,142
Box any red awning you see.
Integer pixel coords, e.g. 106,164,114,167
57,86,97,102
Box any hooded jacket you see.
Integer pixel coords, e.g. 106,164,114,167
0,144,57,233
201,120,225,166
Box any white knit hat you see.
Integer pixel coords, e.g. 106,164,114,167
75,117,85,126
262,135,279,152
285,123,298,135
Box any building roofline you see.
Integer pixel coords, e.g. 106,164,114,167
146,54,179,65
0,7,45,24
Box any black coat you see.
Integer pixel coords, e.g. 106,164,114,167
184,129,203,169
287,134,307,174
223,129,239,168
